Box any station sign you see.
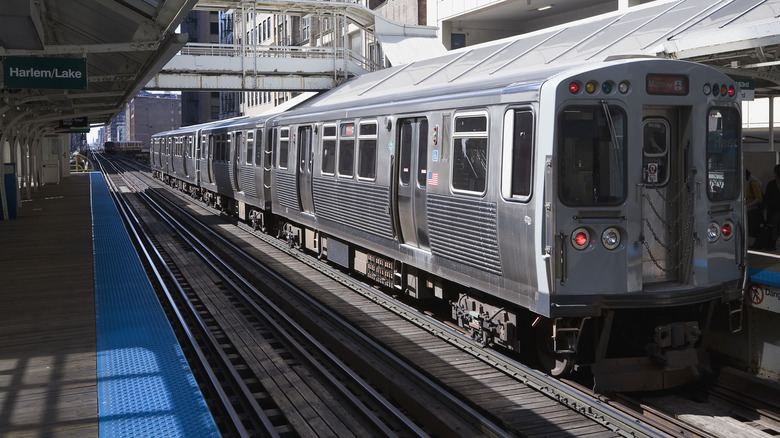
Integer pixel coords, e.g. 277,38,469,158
60,117,88,129
734,77,754,101
2,56,87,90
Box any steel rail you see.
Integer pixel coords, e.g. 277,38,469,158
104,156,432,437
95,155,271,437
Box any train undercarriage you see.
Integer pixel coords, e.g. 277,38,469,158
161,175,739,392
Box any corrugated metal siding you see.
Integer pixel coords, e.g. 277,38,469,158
313,178,393,239
427,194,502,275
275,171,298,210
239,168,256,195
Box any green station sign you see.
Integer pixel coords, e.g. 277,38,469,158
3,56,87,90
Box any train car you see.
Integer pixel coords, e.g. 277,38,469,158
154,54,745,391
154,117,275,229
265,56,745,391
152,120,222,199
105,141,145,157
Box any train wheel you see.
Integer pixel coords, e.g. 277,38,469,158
535,321,576,376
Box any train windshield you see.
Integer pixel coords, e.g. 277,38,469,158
706,108,741,201
558,106,626,205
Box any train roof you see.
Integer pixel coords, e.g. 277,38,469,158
284,55,700,117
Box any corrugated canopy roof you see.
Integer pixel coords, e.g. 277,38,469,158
0,0,194,133
295,0,780,109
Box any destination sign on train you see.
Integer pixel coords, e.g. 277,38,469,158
2,56,87,90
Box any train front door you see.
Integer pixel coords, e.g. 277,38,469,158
296,125,315,214
394,118,430,250
640,107,692,284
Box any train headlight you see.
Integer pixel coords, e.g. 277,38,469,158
712,83,720,96
618,81,630,94
720,84,727,96
721,221,734,240
569,81,581,94
707,222,720,242
601,227,621,250
703,83,712,95
586,81,597,94
728,85,736,97
602,81,614,94
571,227,590,250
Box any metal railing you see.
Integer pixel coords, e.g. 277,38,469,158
179,42,381,73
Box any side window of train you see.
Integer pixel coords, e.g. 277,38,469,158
642,118,669,185
452,112,489,194
254,129,264,166
321,124,337,175
417,119,429,188
358,121,378,180
501,109,534,200
245,130,254,165
278,128,289,169
339,122,355,177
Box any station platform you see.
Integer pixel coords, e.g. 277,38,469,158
0,173,218,437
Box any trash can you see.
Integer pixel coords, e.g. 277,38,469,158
3,162,17,219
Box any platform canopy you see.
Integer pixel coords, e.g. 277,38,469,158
0,0,193,133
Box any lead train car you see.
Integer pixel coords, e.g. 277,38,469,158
158,57,745,392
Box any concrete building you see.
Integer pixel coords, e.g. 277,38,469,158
180,10,224,126
128,92,182,149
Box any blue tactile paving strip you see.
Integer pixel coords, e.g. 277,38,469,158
90,172,219,437
749,267,780,288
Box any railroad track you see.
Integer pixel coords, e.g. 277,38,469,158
97,154,780,437
97,155,511,436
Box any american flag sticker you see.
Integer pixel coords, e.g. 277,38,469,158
428,172,438,186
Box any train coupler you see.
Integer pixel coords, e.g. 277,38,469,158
648,321,701,367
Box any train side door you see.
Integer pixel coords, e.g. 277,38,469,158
641,108,690,284
394,117,430,249
297,125,315,214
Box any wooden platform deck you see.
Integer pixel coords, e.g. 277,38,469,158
0,173,98,437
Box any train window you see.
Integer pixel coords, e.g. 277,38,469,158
417,120,429,187
358,122,378,180
278,128,289,169
706,107,740,201
299,126,313,173
321,124,337,175
452,113,488,194
338,123,355,177
642,119,669,185
399,120,413,185
221,134,228,162
255,129,264,165
234,132,243,164
558,106,626,206
246,130,254,165
501,109,534,200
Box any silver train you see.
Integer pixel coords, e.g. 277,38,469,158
152,55,745,391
